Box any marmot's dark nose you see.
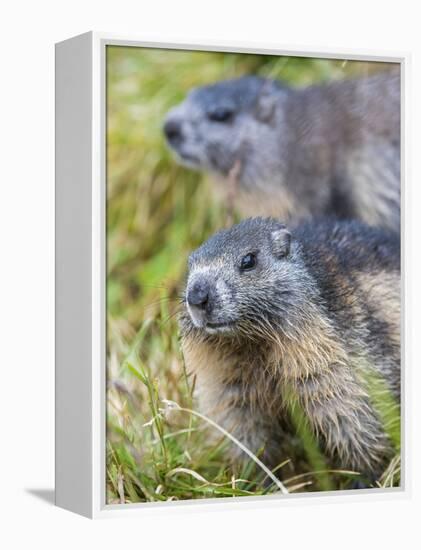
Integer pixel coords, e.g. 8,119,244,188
187,281,209,310
164,119,183,146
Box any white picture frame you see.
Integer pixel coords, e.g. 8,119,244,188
55,31,409,519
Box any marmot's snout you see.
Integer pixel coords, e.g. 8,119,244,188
163,118,184,148
163,108,204,169
187,279,210,309
186,271,236,333
186,278,211,327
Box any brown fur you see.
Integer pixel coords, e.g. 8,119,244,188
182,303,393,475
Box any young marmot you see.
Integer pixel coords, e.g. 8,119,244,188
179,217,400,481
164,72,400,232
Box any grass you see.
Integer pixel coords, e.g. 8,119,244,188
106,46,400,504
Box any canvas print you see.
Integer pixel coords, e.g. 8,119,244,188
106,46,401,504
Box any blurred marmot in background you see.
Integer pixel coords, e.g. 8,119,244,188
164,71,400,232
179,217,400,481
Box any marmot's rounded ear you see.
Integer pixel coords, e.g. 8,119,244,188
271,225,291,258
255,83,277,123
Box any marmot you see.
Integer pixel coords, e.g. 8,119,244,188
179,217,400,481
164,72,400,232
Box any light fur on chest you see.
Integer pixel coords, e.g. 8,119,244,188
181,317,350,419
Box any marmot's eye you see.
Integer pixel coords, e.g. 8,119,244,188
240,253,257,271
207,107,234,123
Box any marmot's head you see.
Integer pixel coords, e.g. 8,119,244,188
182,218,314,339
163,77,287,187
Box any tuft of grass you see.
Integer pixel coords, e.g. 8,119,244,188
106,46,400,504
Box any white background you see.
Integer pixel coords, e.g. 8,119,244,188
0,1,419,548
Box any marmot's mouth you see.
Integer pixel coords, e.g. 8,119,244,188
204,321,235,332
177,150,201,166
